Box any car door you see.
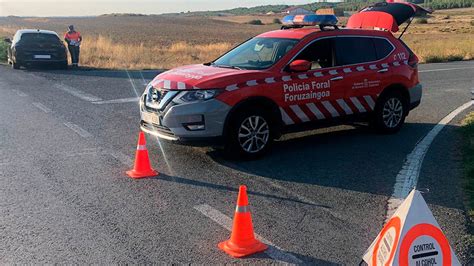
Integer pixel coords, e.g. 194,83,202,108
278,37,347,125
334,36,385,115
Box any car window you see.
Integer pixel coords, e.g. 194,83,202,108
294,38,335,69
373,38,394,59
19,33,61,44
335,37,377,66
213,37,299,70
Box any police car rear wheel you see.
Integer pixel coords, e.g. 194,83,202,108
373,91,407,134
225,108,274,159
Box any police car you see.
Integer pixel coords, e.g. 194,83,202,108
140,2,429,158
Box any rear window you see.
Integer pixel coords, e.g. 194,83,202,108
335,37,377,66
20,33,61,44
373,38,394,59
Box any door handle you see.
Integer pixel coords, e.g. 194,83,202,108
330,76,343,81
378,68,389,73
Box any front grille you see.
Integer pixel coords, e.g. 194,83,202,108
145,86,178,111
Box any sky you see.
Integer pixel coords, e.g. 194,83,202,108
0,0,320,17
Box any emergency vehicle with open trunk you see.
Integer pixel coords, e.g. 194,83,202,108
139,1,430,158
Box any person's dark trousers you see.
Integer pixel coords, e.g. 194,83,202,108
68,45,80,66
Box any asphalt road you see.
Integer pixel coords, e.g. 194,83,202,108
0,61,473,264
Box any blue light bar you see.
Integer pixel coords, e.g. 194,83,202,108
282,14,338,26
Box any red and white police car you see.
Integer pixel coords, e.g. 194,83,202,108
140,2,429,158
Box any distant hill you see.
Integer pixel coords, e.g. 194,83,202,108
173,0,472,16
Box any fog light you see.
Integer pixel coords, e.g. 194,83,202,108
185,124,205,131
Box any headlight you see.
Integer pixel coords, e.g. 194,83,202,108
173,89,221,104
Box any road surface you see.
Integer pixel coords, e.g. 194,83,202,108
0,61,473,264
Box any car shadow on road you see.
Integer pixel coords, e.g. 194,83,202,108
24,66,163,80
152,173,329,208
207,122,466,210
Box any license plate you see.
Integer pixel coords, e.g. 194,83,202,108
34,55,51,59
142,112,160,125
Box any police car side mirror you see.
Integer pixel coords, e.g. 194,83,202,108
288,60,311,72
4,38,11,44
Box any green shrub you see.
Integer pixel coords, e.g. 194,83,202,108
424,54,464,63
272,18,282,24
247,19,264,25
0,40,8,62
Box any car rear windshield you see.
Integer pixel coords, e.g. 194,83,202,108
19,33,61,44
212,37,299,70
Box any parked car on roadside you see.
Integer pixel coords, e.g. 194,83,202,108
5,29,68,69
139,2,430,159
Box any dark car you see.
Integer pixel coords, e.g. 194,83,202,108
5,29,68,69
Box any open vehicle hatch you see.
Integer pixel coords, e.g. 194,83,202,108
346,1,432,36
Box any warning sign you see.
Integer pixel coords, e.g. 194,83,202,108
362,190,461,266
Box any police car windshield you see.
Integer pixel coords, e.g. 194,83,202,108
212,37,299,70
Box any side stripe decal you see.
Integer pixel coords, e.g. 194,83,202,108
280,107,295,125
336,99,353,115
306,103,325,120
363,95,376,110
322,101,340,117
350,97,367,113
290,105,310,122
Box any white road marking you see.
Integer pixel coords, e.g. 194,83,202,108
125,69,140,97
53,84,102,102
419,66,474,73
108,150,133,166
194,204,303,264
290,105,310,122
92,97,139,104
32,102,51,113
13,90,27,97
386,100,474,219
139,71,148,85
63,122,92,138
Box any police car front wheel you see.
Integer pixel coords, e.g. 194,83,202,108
225,109,274,159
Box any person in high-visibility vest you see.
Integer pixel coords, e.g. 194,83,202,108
64,25,82,68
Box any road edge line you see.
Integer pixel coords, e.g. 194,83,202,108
386,100,474,219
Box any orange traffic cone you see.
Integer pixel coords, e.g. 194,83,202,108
218,185,267,258
126,132,158,179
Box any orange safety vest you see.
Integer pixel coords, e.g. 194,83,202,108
64,31,81,42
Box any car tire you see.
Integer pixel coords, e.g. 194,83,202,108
12,61,20,70
372,90,407,134
224,107,274,160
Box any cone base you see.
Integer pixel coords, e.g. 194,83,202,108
126,169,158,179
218,239,268,258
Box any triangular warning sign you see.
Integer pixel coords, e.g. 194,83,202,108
363,189,461,266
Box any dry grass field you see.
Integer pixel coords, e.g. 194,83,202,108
0,8,472,69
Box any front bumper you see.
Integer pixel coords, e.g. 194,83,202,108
409,83,422,110
139,94,232,142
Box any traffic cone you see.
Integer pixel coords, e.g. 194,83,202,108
218,185,267,258
126,132,158,179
